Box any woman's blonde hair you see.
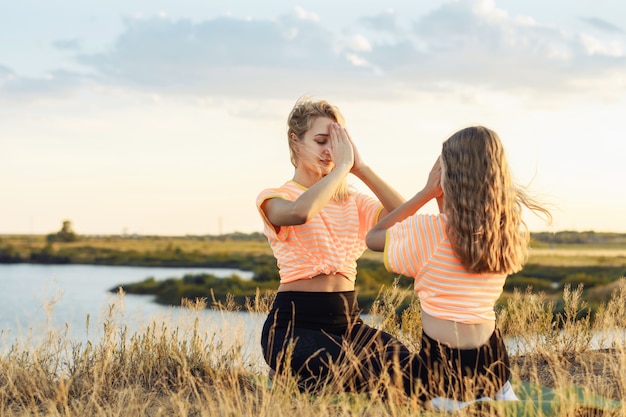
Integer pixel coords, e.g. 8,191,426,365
441,126,551,274
287,97,352,201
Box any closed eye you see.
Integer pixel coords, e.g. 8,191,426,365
314,134,329,145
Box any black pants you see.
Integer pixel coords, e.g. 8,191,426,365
261,291,416,395
417,328,512,401
260,291,512,401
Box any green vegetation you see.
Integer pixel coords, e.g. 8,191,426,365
0,233,281,282
114,273,278,307
2,231,626,319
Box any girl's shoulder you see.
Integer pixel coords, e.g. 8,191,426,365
410,212,446,224
257,180,304,201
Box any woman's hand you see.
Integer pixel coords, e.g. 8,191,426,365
329,123,355,171
343,128,367,175
423,157,443,201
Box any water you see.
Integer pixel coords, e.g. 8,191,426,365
0,264,266,367
1,264,623,367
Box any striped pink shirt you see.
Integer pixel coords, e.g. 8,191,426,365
384,214,506,324
257,180,383,284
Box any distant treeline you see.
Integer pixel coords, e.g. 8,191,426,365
192,230,626,245
531,230,626,245
2,230,625,266
1,231,625,288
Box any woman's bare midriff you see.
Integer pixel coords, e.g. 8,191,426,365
277,273,355,292
421,310,495,349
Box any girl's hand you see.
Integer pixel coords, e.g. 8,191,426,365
423,157,443,200
343,128,367,175
329,123,354,171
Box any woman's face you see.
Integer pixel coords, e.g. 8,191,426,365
294,117,335,176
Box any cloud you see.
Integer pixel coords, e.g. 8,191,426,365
359,9,398,33
52,39,82,51
1,2,625,101
0,65,15,84
359,0,626,92
292,6,319,22
73,10,359,94
0,67,86,99
580,17,624,34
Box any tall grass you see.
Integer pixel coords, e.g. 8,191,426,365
1,281,625,416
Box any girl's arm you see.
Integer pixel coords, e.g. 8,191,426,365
366,158,442,251
262,123,353,227
345,129,405,217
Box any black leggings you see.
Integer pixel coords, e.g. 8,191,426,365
417,328,512,401
261,291,417,395
260,291,512,401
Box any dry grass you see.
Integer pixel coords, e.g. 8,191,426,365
499,280,626,406
1,279,625,416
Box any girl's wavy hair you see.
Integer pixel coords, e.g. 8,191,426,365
441,126,551,274
287,97,352,201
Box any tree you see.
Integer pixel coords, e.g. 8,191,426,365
46,220,78,243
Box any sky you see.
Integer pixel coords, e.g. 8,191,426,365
1,0,625,236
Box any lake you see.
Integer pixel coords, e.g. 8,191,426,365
1,264,623,366
0,264,266,367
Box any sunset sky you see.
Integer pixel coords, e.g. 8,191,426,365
1,0,625,236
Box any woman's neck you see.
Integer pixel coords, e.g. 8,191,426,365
292,168,322,188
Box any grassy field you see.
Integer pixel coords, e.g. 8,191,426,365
528,247,626,267
0,280,625,416
0,234,275,257
1,233,626,415
3,233,626,264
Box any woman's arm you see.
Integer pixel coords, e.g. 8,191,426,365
351,165,405,218
366,158,442,251
262,165,351,226
344,129,405,216
262,123,354,227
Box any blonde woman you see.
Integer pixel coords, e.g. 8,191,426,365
366,126,551,410
257,98,417,395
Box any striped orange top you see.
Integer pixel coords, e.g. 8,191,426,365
384,214,506,324
257,180,383,284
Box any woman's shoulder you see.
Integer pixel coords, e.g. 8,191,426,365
409,212,446,224
401,213,448,239
257,180,304,203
